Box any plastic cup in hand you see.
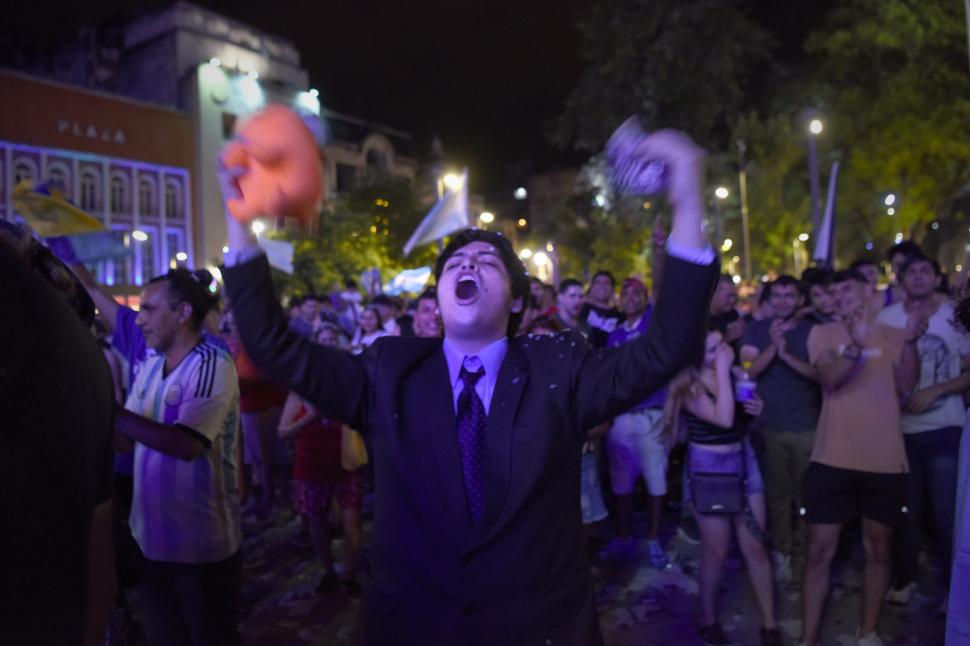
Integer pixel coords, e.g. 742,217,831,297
734,380,756,403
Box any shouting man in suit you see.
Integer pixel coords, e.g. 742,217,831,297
220,130,718,645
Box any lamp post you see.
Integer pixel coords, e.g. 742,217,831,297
806,114,823,236
737,139,753,280
713,186,729,251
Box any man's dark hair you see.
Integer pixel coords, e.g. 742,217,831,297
829,268,868,286
849,258,877,272
372,294,393,307
802,267,832,287
417,285,437,303
434,229,530,336
529,276,545,287
771,274,801,292
149,268,218,331
344,278,357,289
899,252,938,279
886,239,922,263
559,278,583,294
591,270,616,288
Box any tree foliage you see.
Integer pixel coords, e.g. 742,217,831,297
551,0,774,153
271,177,439,297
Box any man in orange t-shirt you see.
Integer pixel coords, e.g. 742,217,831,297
800,268,925,646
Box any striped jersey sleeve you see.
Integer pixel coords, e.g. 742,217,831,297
176,343,238,443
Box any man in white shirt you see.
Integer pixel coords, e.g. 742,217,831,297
876,253,970,604
115,269,242,646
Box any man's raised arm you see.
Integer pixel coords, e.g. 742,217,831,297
575,130,718,428
219,166,369,429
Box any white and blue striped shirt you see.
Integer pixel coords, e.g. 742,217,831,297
125,341,242,564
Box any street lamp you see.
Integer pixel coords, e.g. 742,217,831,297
251,221,266,235
805,112,823,236
442,173,463,192
884,193,896,207
713,186,729,248
520,248,533,259
798,232,810,242
517,218,528,228
479,211,495,224
513,187,528,200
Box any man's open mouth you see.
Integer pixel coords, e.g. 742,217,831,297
455,275,480,303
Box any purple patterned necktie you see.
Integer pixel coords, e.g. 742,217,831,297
457,364,487,524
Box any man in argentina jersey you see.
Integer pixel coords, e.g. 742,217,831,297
115,269,242,646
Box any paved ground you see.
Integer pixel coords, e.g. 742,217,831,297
234,502,948,646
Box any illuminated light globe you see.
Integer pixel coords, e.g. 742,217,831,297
809,119,823,135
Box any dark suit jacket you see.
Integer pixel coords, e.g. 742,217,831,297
224,254,717,646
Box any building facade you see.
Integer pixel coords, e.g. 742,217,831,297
4,1,419,283
0,69,194,290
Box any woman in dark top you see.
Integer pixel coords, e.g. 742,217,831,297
663,329,781,646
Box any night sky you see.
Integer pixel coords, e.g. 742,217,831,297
7,0,835,191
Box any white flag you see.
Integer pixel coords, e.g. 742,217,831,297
813,160,840,267
403,169,469,256
255,235,294,274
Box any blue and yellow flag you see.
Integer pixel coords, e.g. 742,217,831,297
12,180,105,237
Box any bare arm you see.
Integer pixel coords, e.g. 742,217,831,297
70,262,121,328
81,498,116,646
777,348,820,381
894,340,919,396
685,349,735,428
740,343,776,379
814,346,863,390
278,392,320,439
115,406,206,461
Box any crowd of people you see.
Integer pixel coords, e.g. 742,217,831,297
3,128,969,646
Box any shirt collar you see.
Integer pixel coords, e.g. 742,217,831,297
442,336,509,387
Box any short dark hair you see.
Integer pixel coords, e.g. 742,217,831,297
802,267,832,288
417,285,437,303
372,294,393,307
899,252,938,279
434,229,530,336
525,315,564,335
559,278,583,294
830,268,868,286
886,239,922,263
766,275,801,304
149,268,218,331
849,258,876,271
591,270,616,287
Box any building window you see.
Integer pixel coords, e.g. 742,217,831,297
164,179,181,219
166,228,185,266
336,163,357,192
47,165,68,192
134,226,157,284
139,177,156,216
365,149,389,178
14,158,37,185
111,174,128,214
80,170,100,211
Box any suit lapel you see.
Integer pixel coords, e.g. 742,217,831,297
418,349,473,537
467,342,529,549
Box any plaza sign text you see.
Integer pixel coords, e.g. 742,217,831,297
57,119,127,144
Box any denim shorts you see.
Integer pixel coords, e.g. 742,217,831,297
683,439,764,504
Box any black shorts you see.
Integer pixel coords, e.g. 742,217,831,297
801,462,908,528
